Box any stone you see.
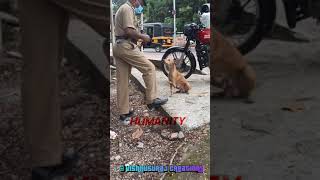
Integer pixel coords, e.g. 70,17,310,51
137,142,144,148
110,130,117,140
114,155,121,161
170,132,179,139
161,129,170,138
178,131,185,139
203,127,209,134
126,161,134,166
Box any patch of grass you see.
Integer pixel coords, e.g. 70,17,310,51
165,132,210,180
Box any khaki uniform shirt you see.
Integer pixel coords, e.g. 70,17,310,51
114,1,139,37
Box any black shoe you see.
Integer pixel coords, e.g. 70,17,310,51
119,110,134,125
147,97,168,110
128,110,134,116
32,151,79,180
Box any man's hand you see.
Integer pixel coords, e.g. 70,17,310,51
140,34,151,43
125,27,151,42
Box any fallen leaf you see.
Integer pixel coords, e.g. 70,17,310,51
132,126,143,139
282,102,305,112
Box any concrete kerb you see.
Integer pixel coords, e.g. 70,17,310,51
133,60,210,130
129,73,182,132
111,56,182,131
111,53,211,131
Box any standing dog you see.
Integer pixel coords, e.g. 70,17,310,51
164,58,191,95
211,28,256,103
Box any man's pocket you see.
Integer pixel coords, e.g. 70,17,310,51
117,41,137,50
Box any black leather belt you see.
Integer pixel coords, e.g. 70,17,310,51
115,36,137,45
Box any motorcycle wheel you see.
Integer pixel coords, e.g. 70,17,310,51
161,48,196,79
216,0,276,55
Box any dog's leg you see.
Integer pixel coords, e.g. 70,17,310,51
169,81,173,96
175,84,181,93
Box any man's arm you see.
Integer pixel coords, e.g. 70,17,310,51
125,27,151,42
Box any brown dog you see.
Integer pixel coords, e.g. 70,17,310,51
164,58,191,95
211,28,256,102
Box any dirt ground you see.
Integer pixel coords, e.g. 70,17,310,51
0,24,111,179
0,51,110,179
110,69,210,180
212,19,320,179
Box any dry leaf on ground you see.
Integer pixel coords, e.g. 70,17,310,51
282,102,305,112
132,126,143,139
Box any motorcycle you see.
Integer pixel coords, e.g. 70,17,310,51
214,0,320,55
161,23,210,79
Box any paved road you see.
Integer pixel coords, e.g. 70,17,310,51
110,45,168,60
110,45,197,60
212,18,320,179
131,66,210,130
140,48,167,60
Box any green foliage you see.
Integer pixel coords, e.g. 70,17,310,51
145,0,208,31
112,0,127,12
112,0,208,32
164,17,173,24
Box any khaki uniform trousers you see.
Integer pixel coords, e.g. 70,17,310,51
18,0,108,167
113,41,158,114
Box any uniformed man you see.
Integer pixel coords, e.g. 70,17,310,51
113,0,168,124
18,0,108,178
